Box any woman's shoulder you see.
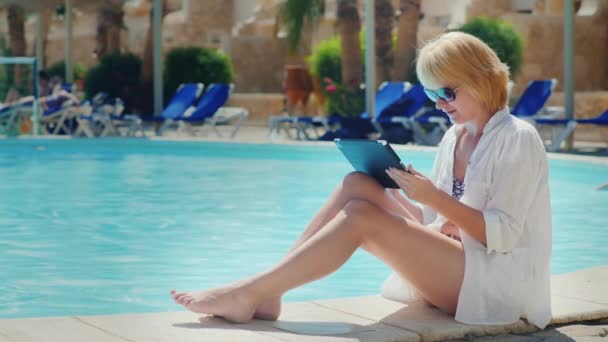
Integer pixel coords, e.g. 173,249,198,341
497,115,548,163
503,115,544,145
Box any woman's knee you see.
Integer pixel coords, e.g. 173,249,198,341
342,200,415,255
342,172,383,194
342,199,389,232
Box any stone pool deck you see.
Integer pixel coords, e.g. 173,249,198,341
1,266,607,341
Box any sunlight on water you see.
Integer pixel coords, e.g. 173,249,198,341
0,139,606,318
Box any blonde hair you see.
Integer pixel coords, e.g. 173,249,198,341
416,31,510,113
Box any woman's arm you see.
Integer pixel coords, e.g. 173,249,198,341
427,189,486,244
388,128,547,252
388,189,424,223
387,166,487,245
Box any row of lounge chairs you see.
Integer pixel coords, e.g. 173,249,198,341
269,82,452,146
0,82,249,138
0,95,82,136
508,79,608,152
146,83,248,138
3,77,606,149
269,79,608,151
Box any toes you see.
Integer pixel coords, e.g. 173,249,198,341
177,294,193,305
174,292,187,300
171,291,189,303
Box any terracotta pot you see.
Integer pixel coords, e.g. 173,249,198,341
19,115,32,134
284,65,313,107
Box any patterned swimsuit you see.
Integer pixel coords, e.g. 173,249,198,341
452,178,465,199
448,178,465,241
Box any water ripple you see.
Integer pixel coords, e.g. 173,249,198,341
0,139,606,318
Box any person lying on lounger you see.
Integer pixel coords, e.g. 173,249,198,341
2,88,21,105
17,71,80,111
170,32,553,330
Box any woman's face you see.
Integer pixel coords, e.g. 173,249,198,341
424,84,486,125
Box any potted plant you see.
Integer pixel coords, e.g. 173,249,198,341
275,0,324,111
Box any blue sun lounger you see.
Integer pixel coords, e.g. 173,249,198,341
375,83,450,145
141,83,204,132
159,83,248,138
327,81,413,141
269,82,410,141
535,109,608,152
512,79,558,120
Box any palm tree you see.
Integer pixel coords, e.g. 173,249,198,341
392,0,421,82
375,0,395,83
276,0,325,59
336,0,362,91
37,8,53,69
95,0,125,59
6,4,26,87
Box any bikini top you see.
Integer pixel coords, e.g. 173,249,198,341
452,178,465,200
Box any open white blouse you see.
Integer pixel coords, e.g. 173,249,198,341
382,107,552,329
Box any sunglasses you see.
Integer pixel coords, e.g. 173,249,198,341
423,87,459,103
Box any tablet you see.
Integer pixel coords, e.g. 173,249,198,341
334,139,406,188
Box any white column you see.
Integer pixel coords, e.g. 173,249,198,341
65,0,74,83
364,0,376,119
153,0,163,116
181,0,190,20
34,13,43,135
564,0,574,149
35,12,43,69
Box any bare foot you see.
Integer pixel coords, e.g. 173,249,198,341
169,286,257,323
254,297,281,321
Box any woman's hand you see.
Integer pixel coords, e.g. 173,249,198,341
386,164,439,206
440,221,461,241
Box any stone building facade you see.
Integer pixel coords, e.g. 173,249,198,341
3,0,608,120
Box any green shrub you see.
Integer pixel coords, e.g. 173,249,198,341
307,33,370,116
455,16,524,79
47,60,86,82
164,47,234,102
307,36,342,84
84,52,141,111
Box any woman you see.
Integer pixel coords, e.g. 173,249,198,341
170,32,552,329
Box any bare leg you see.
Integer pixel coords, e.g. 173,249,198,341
254,172,419,319
170,199,464,323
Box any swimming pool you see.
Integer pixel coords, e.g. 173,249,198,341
0,139,607,319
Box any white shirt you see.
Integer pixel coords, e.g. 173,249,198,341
382,108,552,329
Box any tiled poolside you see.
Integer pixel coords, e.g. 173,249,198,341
1,267,607,341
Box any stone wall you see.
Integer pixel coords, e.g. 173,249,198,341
467,0,513,19
11,0,608,101
167,0,234,52
227,93,285,124
230,36,289,93
502,12,608,95
25,12,132,70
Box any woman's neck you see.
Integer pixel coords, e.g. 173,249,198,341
464,109,493,138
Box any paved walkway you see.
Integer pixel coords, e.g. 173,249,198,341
1,267,607,341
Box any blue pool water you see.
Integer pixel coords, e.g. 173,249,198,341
0,139,607,319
